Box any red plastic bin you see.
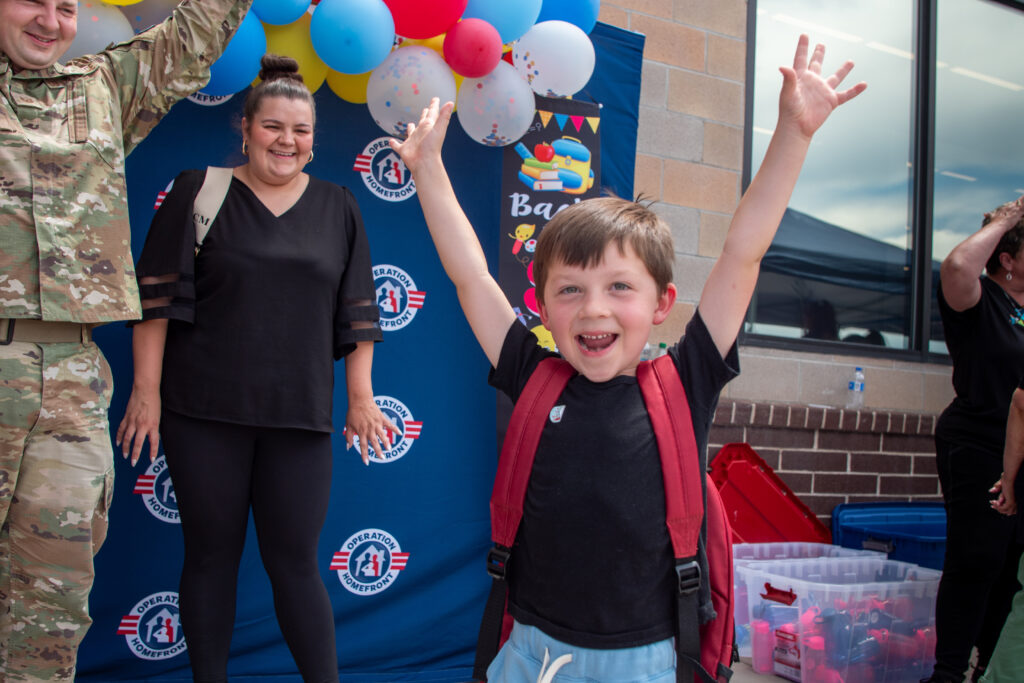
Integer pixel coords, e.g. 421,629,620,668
709,443,830,544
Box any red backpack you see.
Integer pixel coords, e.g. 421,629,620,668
472,353,736,683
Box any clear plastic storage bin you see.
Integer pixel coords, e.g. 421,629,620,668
737,556,941,683
733,543,884,658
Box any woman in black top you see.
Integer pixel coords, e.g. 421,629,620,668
116,55,395,683
925,196,1024,683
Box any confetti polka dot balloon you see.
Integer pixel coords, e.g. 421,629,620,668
456,62,535,146
366,46,457,137
512,20,594,97
118,0,178,33
64,1,134,60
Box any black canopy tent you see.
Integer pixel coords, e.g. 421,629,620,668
748,208,942,346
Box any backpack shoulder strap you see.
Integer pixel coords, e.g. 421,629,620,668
489,357,576,548
636,353,704,559
473,356,574,681
636,353,721,683
193,166,233,250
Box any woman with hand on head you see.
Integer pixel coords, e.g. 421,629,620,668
925,196,1024,683
116,54,396,683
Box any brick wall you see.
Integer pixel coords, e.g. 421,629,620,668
709,399,943,529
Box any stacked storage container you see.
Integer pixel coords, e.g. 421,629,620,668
738,556,941,683
734,543,884,657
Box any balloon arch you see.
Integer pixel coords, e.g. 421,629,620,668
73,0,602,147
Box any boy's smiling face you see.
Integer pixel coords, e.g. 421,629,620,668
538,241,676,382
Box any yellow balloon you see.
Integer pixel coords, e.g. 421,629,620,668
451,70,463,111
261,15,328,93
326,70,371,104
101,0,145,5
403,34,445,58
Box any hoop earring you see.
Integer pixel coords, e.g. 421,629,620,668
242,141,248,155
1008,272,1014,282
308,150,314,163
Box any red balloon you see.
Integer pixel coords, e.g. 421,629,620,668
383,0,467,39
443,18,502,78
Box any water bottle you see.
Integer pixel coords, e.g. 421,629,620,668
640,343,653,361
846,366,865,409
657,342,668,357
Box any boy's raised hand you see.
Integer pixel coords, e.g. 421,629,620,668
389,97,455,173
778,34,866,140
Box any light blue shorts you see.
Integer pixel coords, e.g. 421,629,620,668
486,621,676,683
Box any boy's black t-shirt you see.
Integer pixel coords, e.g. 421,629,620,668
937,276,1024,454
488,311,738,649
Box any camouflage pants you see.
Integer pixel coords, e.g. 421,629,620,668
0,341,115,682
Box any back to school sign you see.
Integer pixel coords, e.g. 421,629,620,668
499,95,602,347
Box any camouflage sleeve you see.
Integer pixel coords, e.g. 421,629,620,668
101,0,255,154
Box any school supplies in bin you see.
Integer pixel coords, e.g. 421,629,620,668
738,556,941,683
732,542,885,659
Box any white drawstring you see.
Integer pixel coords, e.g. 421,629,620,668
537,647,573,683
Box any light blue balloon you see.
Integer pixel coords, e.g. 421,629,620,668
536,0,600,34
253,0,310,26
310,0,395,75
201,11,266,96
463,0,543,44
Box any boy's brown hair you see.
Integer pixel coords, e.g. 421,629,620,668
533,197,674,305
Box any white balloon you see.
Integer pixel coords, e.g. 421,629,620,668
367,46,457,138
512,20,595,97
63,2,134,61
118,0,180,34
456,62,535,147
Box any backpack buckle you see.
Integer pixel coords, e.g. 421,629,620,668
486,546,511,580
676,560,701,595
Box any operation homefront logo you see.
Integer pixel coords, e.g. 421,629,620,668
331,529,409,596
353,138,417,202
373,264,426,331
186,92,233,107
350,395,423,463
118,591,187,661
133,454,179,524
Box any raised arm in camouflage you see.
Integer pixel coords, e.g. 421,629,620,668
0,1,253,680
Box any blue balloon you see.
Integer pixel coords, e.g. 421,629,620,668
536,0,600,34
463,0,543,44
253,0,310,26
201,10,267,96
310,0,395,75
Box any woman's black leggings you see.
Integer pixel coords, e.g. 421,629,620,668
933,437,1023,679
161,409,339,683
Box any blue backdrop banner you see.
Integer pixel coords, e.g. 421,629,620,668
77,22,642,682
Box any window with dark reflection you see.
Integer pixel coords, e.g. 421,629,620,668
746,1,916,350
932,0,1024,353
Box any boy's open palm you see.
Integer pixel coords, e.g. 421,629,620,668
779,34,866,139
390,98,455,173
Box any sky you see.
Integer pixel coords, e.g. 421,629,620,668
750,0,1024,262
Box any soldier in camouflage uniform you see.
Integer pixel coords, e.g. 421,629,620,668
0,0,253,679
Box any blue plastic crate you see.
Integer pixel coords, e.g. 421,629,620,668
832,502,946,570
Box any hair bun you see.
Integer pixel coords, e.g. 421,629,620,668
258,54,304,85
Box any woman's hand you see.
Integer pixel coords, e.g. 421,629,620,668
116,387,161,466
777,34,866,141
345,396,402,465
982,195,1024,230
389,97,455,175
990,475,1018,516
